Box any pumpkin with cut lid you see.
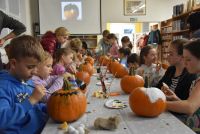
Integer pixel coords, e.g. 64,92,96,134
47,78,87,122
129,87,166,117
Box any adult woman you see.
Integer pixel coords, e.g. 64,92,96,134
157,39,196,100
163,39,200,133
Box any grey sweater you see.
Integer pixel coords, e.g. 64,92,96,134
0,10,26,35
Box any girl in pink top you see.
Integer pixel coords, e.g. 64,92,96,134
52,47,75,75
107,33,119,59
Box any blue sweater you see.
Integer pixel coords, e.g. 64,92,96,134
0,71,48,134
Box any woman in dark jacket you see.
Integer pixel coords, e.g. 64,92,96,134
157,39,197,100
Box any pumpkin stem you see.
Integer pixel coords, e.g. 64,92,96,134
63,77,72,90
129,66,136,76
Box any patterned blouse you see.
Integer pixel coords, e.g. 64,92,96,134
186,74,200,133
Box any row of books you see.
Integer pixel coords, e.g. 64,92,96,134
173,35,190,40
173,4,184,17
161,27,172,34
172,20,187,31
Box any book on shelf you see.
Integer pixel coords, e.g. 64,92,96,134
173,4,184,17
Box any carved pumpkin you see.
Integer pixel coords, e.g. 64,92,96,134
120,67,144,94
84,56,94,66
129,87,166,117
110,62,128,78
75,71,91,85
47,79,87,122
79,62,94,76
99,55,110,66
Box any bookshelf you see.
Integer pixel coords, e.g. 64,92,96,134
160,19,172,63
69,35,98,49
160,4,200,63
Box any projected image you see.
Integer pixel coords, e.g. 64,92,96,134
61,2,82,21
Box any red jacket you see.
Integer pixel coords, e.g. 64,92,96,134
40,31,56,55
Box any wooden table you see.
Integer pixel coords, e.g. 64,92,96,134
42,73,195,134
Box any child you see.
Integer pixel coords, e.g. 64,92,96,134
121,36,133,50
107,33,119,59
118,47,131,68
52,47,80,89
81,41,92,57
96,29,110,55
163,39,200,133
32,51,64,102
52,47,75,75
69,38,83,65
0,35,48,133
157,39,196,100
136,45,165,87
127,53,140,69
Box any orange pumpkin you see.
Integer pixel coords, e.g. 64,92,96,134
99,55,110,66
75,71,91,85
162,63,169,70
47,79,87,122
110,62,128,78
107,59,116,73
79,62,94,76
84,56,94,66
129,87,166,117
120,67,144,94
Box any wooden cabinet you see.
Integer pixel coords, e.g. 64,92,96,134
69,35,98,49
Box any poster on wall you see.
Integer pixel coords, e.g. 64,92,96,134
124,0,146,16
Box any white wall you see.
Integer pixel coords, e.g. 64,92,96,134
23,0,32,35
101,0,188,30
0,0,33,36
27,0,189,34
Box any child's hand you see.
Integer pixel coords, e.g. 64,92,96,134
67,64,77,75
77,53,83,61
29,85,46,105
137,68,144,77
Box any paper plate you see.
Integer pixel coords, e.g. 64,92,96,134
104,99,127,109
